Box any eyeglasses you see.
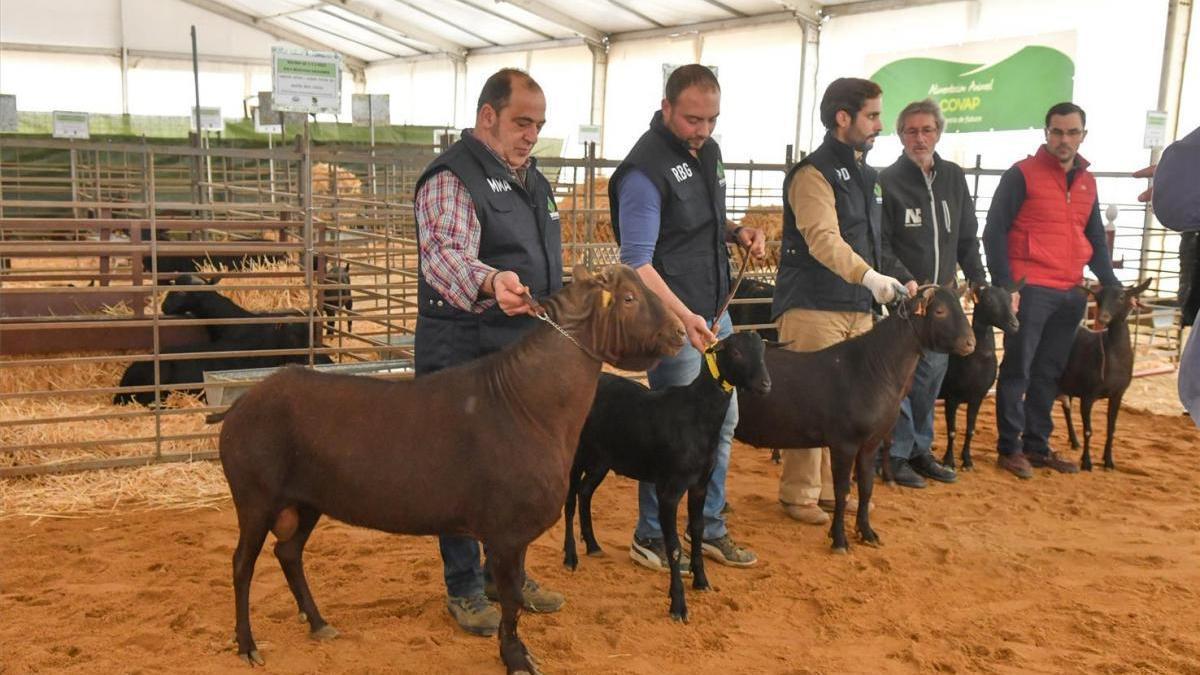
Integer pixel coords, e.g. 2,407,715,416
901,126,939,138
1047,128,1085,138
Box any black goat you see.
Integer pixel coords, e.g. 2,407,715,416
563,330,771,622
727,279,778,341
939,281,1022,470
736,285,974,553
114,278,329,406
113,332,322,406
1058,279,1153,470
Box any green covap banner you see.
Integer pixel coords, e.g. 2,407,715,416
868,32,1075,134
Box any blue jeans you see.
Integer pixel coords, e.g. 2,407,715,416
995,285,1086,456
440,536,487,598
634,312,736,542
888,350,950,460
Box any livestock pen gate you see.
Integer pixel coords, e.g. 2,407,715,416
0,139,1187,477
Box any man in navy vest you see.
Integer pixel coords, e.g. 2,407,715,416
609,64,765,573
771,77,907,525
983,102,1120,478
413,68,565,637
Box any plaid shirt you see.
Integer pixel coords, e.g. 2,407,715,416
415,131,531,313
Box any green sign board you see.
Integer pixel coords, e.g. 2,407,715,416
871,45,1074,134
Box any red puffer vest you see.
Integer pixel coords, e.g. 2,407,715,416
1007,145,1097,290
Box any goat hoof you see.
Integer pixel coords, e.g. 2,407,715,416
311,624,339,641
670,611,688,624
1104,464,1115,471
298,611,308,623
240,649,265,667
587,549,606,558
831,546,849,555
961,464,974,472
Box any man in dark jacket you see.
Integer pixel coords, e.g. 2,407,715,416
609,64,765,571
983,102,1121,479
879,98,986,488
413,68,565,637
771,77,908,524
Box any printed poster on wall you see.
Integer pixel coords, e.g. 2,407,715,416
272,47,342,115
867,32,1076,134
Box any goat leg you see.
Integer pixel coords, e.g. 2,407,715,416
687,483,711,592
854,444,881,547
563,470,581,571
271,505,335,640
942,399,959,470
962,399,980,470
1080,397,1096,471
828,445,856,554
1061,396,1081,450
232,514,271,666
577,468,607,558
657,484,688,623
1103,394,1122,471
491,545,539,675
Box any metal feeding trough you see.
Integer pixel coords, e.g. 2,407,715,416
203,359,414,407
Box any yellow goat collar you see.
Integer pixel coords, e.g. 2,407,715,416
704,350,735,393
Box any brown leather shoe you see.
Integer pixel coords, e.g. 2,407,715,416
782,503,830,525
998,452,1033,479
1025,450,1080,474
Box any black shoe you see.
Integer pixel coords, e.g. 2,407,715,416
889,457,927,489
909,452,957,483
1024,450,1079,474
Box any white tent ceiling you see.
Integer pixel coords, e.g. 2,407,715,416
170,0,957,64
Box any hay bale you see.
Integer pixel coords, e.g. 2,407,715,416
739,206,784,243
558,176,615,244
311,163,363,196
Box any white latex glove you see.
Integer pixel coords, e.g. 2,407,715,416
861,268,908,304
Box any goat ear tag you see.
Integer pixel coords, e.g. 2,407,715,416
600,289,613,307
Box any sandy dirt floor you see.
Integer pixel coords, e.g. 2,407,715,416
2,400,1200,675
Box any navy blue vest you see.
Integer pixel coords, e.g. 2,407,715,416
609,111,731,319
413,131,562,375
773,133,881,317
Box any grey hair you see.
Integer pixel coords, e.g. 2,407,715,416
895,98,945,135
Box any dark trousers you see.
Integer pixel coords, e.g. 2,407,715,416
995,285,1086,456
414,310,536,599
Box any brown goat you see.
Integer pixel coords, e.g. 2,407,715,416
211,264,684,674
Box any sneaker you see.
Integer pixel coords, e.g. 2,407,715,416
818,498,875,515
629,536,692,576
998,452,1033,479
447,593,500,637
1024,450,1080,474
782,502,830,524
909,452,957,484
484,577,565,613
889,456,928,489
684,533,758,568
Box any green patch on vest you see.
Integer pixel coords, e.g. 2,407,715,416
547,196,557,212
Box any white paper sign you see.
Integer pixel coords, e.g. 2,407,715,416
1144,110,1168,149
52,111,89,139
272,47,342,115
577,124,601,144
192,106,224,132
0,94,17,132
352,94,389,126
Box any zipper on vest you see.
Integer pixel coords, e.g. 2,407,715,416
926,176,939,283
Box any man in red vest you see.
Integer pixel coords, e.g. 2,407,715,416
983,102,1121,479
